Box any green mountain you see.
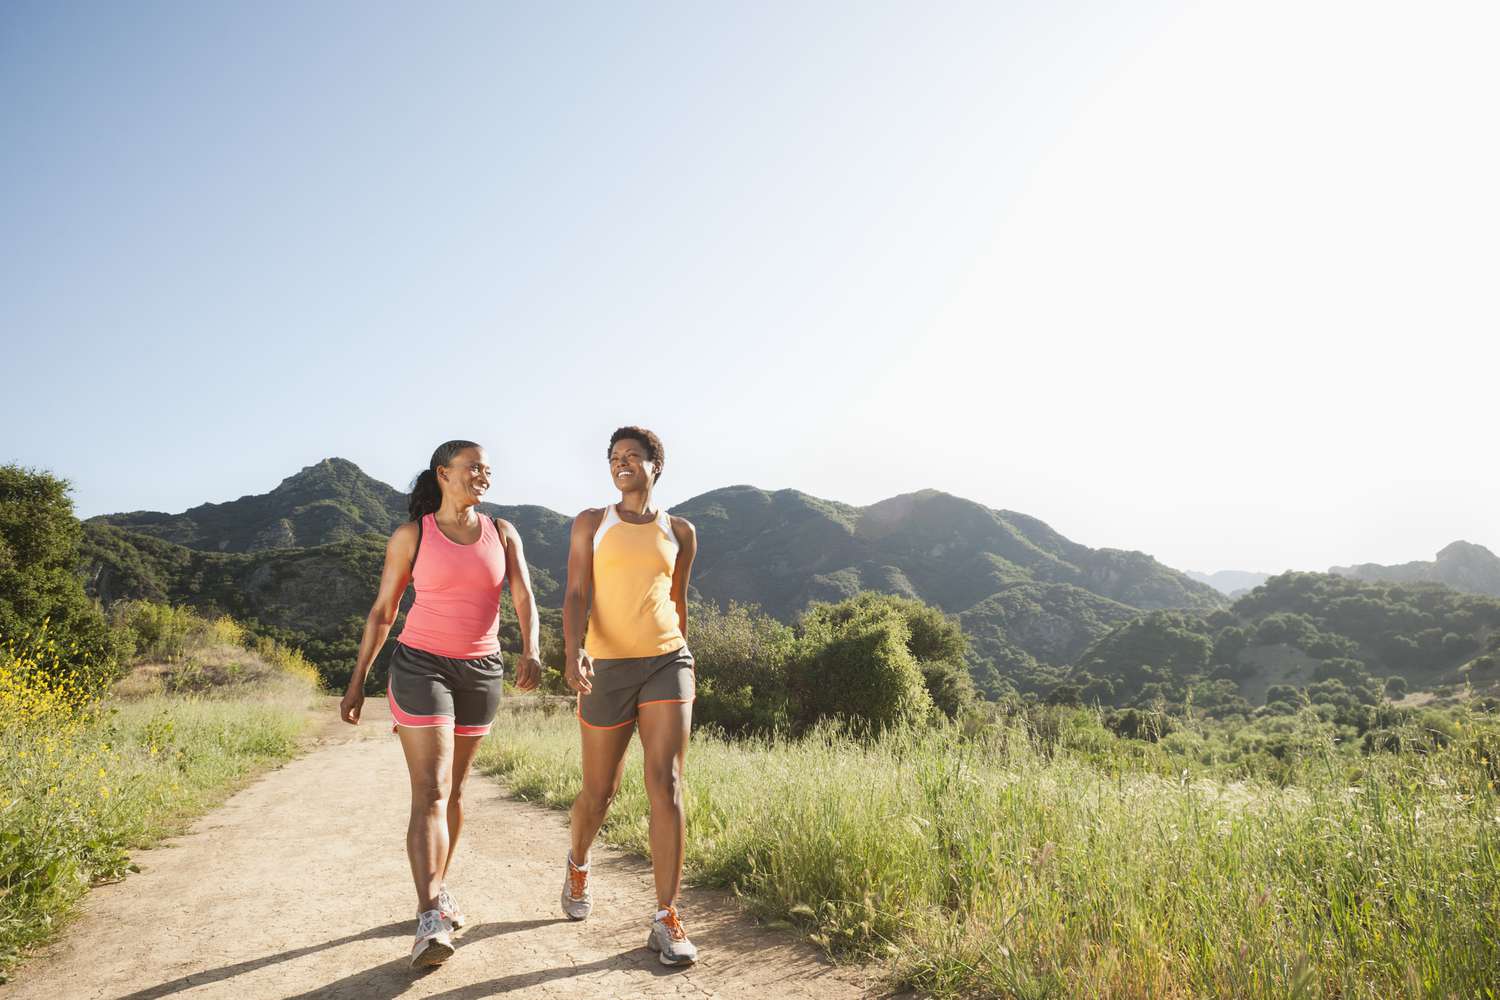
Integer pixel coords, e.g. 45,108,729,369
678,486,1224,617
675,485,1224,696
1063,571,1500,711
90,458,409,551
79,462,1227,692
88,458,574,597
1331,541,1500,598
957,583,1142,697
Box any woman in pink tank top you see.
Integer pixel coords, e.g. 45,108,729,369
338,440,543,968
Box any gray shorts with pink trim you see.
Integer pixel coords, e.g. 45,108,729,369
577,645,695,730
387,642,504,737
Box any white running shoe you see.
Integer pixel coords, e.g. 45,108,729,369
646,904,698,966
560,854,592,921
410,908,455,968
438,886,466,929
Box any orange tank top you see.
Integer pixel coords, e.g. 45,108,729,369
584,505,684,660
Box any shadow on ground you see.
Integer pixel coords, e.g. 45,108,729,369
111,919,574,1000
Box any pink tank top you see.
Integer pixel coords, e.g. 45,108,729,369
399,514,508,658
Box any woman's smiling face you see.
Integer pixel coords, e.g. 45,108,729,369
609,438,654,493
440,446,491,505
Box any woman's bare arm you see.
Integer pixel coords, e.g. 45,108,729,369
669,516,697,641
499,519,542,691
562,508,603,693
340,522,418,723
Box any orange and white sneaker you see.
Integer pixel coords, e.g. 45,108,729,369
647,904,698,965
560,854,592,920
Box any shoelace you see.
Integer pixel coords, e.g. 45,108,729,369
659,907,687,942
568,862,589,901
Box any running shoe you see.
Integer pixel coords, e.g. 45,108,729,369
646,904,698,966
410,908,455,968
438,886,466,929
560,854,592,920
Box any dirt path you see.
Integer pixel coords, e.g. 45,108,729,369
2,700,884,999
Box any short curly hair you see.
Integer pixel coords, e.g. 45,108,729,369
608,426,666,484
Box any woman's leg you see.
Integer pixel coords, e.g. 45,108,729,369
569,722,634,865
397,724,454,912
441,733,486,882
636,701,692,908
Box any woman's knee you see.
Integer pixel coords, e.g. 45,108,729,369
576,780,619,816
644,761,683,805
411,775,451,812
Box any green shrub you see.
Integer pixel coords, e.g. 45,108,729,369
688,601,795,734
0,465,119,686
793,603,933,732
797,593,973,722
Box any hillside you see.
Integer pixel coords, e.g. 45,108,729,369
1063,571,1500,712
90,458,409,551
678,485,1223,617
80,462,1227,692
1331,540,1500,598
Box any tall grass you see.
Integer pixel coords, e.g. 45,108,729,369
480,706,1499,998
0,612,318,981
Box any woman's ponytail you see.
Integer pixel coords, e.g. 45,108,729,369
408,439,482,521
408,468,441,521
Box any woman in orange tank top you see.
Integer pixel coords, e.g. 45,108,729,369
338,440,543,969
560,426,702,965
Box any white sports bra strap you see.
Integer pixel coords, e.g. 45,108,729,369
593,504,621,551
592,504,677,552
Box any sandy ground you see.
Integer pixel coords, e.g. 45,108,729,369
2,699,887,999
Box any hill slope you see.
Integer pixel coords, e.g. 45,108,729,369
678,486,1224,619
90,458,409,551
1063,571,1500,710
80,462,1225,693
1331,541,1500,598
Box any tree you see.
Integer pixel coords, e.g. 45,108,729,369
0,465,117,679
792,599,934,731
797,593,973,720
688,601,795,734
1072,610,1213,706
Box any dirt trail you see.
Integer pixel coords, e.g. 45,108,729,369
2,700,883,999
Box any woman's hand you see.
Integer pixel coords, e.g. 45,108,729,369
513,654,543,692
564,650,594,695
339,685,365,725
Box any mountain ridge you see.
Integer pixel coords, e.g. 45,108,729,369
1331,541,1500,598
81,458,1227,688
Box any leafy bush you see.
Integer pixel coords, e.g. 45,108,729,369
796,593,973,723
792,601,933,732
688,601,796,734
0,465,118,686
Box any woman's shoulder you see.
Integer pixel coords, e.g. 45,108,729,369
386,520,420,555
569,507,607,539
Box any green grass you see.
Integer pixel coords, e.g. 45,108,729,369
479,705,1500,999
0,672,315,980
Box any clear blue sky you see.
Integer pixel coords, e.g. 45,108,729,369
3,1,1496,573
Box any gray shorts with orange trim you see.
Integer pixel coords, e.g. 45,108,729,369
387,642,504,737
577,646,695,730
